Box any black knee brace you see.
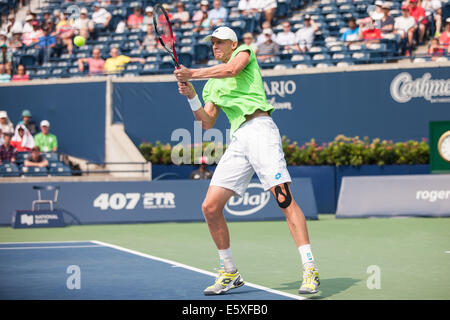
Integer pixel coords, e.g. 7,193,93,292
274,183,292,209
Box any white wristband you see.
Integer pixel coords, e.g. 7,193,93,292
188,94,202,112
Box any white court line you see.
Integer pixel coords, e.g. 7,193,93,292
92,240,307,301
445,251,450,254
0,240,93,245
0,245,101,250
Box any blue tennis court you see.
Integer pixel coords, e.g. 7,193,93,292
0,241,302,300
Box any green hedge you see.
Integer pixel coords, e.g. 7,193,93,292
139,135,429,166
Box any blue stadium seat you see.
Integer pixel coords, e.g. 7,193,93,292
49,164,72,176
15,152,30,165
0,163,21,177
42,153,59,162
22,166,49,177
352,52,370,64
194,43,210,63
178,51,193,68
19,54,38,68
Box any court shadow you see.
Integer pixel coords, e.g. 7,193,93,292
274,278,360,299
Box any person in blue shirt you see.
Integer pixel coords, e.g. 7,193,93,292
209,0,228,27
341,18,361,45
36,27,57,63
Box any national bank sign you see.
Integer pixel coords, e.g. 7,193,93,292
390,72,450,103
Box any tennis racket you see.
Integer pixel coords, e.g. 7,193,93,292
153,4,180,69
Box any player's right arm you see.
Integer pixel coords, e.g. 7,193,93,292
178,81,220,130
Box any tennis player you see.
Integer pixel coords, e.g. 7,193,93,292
174,27,320,295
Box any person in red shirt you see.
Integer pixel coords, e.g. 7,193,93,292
409,0,426,44
11,64,30,82
11,124,34,152
127,6,144,30
362,20,382,43
439,18,450,51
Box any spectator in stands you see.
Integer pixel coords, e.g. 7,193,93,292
0,111,14,135
209,0,228,27
22,14,34,34
260,0,277,27
276,21,297,51
52,9,62,25
42,11,52,25
18,110,37,135
11,124,34,152
92,2,112,33
73,8,94,40
256,21,276,45
192,1,209,30
140,24,157,51
11,64,30,82
190,156,213,180
0,43,12,75
370,0,385,27
128,6,144,30
361,18,382,43
238,0,260,16
243,32,258,52
439,18,450,50
36,27,57,63
78,48,105,75
295,15,318,53
380,3,395,34
0,33,6,47
409,0,426,44
142,7,154,29
56,12,75,54
0,128,3,146
0,132,17,164
34,120,58,153
172,2,190,27
422,0,442,37
24,146,49,168
3,14,23,37
427,37,445,60
256,28,279,62
193,4,212,33
0,63,11,82
341,17,360,45
23,20,43,46
104,47,145,74
394,5,416,55
8,31,24,52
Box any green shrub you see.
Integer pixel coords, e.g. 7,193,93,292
140,135,429,166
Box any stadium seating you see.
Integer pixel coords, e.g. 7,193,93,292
6,0,449,80
0,152,72,178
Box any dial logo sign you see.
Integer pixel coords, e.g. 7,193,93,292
224,183,271,216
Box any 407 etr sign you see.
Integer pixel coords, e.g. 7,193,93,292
93,192,176,210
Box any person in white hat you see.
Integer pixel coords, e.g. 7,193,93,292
174,26,320,296
34,120,58,153
73,7,94,39
0,111,14,135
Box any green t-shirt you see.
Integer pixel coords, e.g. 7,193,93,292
202,44,274,138
34,133,58,152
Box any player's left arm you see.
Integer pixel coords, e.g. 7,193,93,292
174,50,250,82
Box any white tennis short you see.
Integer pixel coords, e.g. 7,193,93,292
210,116,291,197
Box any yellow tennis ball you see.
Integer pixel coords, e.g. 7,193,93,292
74,36,86,47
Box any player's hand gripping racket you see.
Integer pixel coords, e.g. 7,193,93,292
153,4,180,69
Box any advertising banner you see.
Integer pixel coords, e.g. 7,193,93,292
336,174,450,218
0,178,317,225
114,66,450,147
